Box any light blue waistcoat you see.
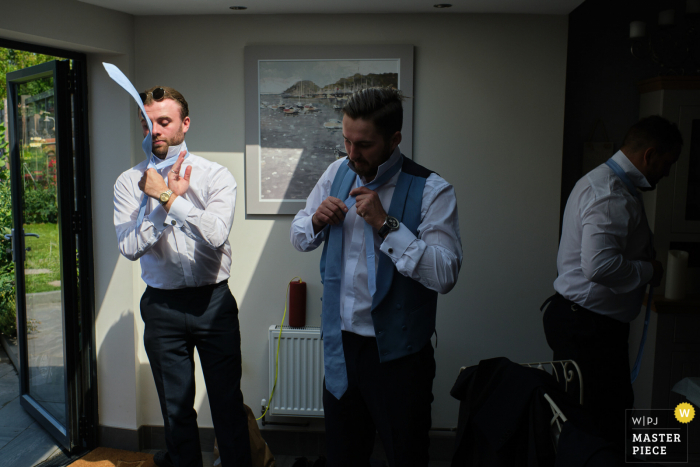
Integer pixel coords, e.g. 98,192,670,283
320,156,438,363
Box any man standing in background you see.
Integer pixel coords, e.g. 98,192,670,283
543,115,682,453
114,86,250,467
291,88,463,467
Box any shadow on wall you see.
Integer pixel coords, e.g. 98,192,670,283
98,307,215,447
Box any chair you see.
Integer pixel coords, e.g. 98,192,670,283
519,360,583,452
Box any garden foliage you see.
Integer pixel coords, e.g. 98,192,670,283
0,121,16,336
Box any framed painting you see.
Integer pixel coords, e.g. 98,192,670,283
244,45,414,215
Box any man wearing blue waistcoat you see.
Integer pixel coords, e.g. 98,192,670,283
291,88,463,466
542,115,682,453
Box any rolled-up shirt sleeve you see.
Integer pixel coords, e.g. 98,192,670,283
380,178,463,294
580,195,654,293
177,166,236,249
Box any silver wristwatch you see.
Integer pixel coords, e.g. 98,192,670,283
378,216,400,239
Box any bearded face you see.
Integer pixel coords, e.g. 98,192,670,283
140,98,190,159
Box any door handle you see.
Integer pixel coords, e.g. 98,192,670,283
3,230,40,262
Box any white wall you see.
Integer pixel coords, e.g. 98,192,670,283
0,0,141,431
1,3,570,435
133,13,569,429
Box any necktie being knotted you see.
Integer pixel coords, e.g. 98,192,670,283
322,156,403,400
605,158,653,384
103,63,188,226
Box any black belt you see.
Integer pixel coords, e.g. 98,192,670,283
146,279,229,296
540,292,581,313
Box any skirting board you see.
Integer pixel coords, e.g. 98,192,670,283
98,425,455,460
98,425,216,452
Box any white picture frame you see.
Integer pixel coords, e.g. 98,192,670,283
244,44,414,215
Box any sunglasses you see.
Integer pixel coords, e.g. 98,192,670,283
139,87,166,103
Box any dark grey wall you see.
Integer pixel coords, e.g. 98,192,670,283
560,0,680,219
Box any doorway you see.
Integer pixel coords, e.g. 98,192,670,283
0,39,96,466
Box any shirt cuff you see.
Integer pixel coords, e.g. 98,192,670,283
165,196,194,228
639,260,654,286
149,204,169,232
304,215,326,244
380,223,414,261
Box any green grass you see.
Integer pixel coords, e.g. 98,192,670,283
23,222,61,294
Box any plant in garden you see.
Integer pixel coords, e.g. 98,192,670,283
0,48,58,112
24,187,57,224
0,121,16,336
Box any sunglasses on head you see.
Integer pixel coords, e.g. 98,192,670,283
139,87,166,103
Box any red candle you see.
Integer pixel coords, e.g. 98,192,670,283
289,280,306,328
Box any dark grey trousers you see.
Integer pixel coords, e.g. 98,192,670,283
141,280,251,467
323,331,435,467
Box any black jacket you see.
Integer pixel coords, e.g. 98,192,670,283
450,357,617,467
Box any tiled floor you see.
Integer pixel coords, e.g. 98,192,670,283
0,345,64,467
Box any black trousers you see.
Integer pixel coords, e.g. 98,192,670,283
140,281,251,467
542,294,633,450
323,331,435,467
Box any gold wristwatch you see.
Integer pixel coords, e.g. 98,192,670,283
159,190,173,206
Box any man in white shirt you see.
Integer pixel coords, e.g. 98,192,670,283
290,89,462,467
114,87,250,467
543,115,682,452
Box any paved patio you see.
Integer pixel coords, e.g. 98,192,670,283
0,343,63,467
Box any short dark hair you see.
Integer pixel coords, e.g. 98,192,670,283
342,88,404,140
141,86,189,121
622,115,683,156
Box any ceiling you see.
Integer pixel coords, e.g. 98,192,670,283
77,0,585,16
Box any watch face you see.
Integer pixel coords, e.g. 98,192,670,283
160,192,170,203
387,216,400,230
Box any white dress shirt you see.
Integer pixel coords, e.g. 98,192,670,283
554,150,655,322
291,148,463,337
114,142,236,289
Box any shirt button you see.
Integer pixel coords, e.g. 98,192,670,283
388,248,394,254
171,220,176,225
396,304,401,309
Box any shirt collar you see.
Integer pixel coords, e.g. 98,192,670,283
355,146,402,184
151,141,188,166
612,150,651,189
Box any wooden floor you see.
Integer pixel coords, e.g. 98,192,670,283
141,449,451,467
0,345,63,467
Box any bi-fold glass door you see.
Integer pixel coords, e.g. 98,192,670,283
6,57,95,454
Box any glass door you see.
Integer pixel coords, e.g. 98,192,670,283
6,60,80,451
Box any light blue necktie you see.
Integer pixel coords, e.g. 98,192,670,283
322,157,403,400
103,63,188,226
605,158,653,384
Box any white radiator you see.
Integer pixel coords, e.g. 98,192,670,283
268,325,325,417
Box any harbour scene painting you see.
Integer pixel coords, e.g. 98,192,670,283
257,59,399,202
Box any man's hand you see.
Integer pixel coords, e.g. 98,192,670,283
312,197,348,234
168,151,192,196
649,259,663,288
138,168,168,199
349,186,386,231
